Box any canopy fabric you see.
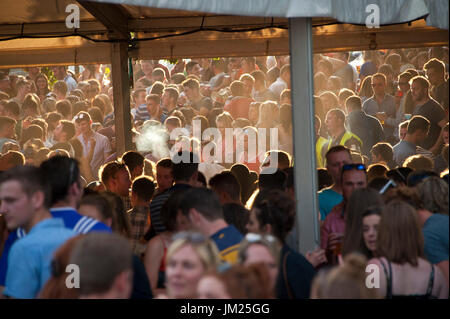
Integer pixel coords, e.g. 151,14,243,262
88,0,449,30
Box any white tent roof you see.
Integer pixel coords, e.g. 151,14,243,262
89,0,449,29
0,0,448,68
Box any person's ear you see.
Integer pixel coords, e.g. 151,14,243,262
31,190,45,210
189,208,203,225
69,181,82,199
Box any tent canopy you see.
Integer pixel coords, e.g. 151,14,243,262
0,0,448,67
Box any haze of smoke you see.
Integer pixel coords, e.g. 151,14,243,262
136,122,170,159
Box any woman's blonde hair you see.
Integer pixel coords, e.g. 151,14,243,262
416,176,449,215
311,253,380,299
257,101,278,128
166,232,221,271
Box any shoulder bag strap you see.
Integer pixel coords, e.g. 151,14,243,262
283,251,294,299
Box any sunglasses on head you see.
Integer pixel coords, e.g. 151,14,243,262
244,233,277,244
342,163,366,172
172,231,207,244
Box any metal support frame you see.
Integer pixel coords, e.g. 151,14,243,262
288,18,320,254
111,41,133,156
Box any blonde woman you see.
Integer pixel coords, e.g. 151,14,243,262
160,232,220,299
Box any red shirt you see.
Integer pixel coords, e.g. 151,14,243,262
224,96,254,120
320,202,346,252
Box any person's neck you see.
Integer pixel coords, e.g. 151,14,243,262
82,130,94,140
417,209,433,227
203,219,228,237
150,107,161,119
23,207,52,233
133,199,149,208
404,134,418,145
165,103,176,112
330,182,342,194
331,127,346,139
52,199,77,209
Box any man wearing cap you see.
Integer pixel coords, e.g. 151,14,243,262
75,111,112,179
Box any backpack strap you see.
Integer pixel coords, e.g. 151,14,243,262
282,251,294,299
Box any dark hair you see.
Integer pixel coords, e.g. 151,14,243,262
368,177,390,192
122,151,145,173
325,145,351,163
88,107,103,124
186,61,200,74
222,203,249,235
171,151,199,182
345,95,362,111
197,171,207,187
55,100,72,118
22,94,40,115
2,150,25,167
101,191,131,238
371,142,393,163
59,120,76,140
45,112,63,130
0,116,17,131
407,116,430,134
131,176,155,202
99,161,128,186
406,170,439,187
179,187,224,222
209,171,241,202
20,124,43,146
258,168,287,191
39,156,80,205
250,70,266,84
251,189,295,243
386,167,413,185
156,157,173,169
0,165,52,209
160,190,185,232
342,188,384,259
79,193,113,222
4,101,20,117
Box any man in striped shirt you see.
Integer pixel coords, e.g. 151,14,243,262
148,151,198,238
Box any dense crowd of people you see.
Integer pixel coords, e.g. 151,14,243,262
0,47,448,299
